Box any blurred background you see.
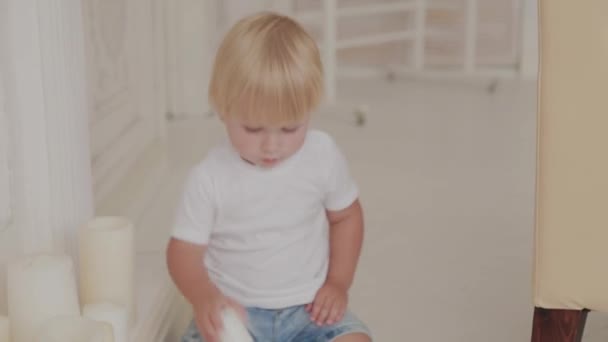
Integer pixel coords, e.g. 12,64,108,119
3,0,608,341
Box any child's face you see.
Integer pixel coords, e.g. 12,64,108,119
222,115,310,168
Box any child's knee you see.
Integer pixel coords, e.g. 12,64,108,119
333,332,372,342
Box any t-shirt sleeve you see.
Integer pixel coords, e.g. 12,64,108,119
172,167,215,244
323,137,359,211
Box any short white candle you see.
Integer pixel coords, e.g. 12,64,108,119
35,315,114,342
7,254,80,342
83,303,128,342
0,316,9,342
79,217,135,325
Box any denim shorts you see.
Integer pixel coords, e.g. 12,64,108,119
181,305,371,342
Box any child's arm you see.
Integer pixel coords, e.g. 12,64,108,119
166,238,245,342
307,199,364,326
166,238,218,306
327,199,364,289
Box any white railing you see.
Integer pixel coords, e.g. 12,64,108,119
274,0,524,102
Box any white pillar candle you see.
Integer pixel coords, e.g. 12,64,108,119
35,315,114,342
0,316,9,342
7,254,80,342
79,217,135,325
83,303,128,342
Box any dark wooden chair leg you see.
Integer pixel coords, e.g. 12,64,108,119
532,307,589,342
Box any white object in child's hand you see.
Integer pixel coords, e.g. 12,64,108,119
219,308,253,342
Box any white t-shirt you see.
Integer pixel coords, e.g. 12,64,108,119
172,130,358,309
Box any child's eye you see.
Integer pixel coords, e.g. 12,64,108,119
281,126,300,133
244,126,263,133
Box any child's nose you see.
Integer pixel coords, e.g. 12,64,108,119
262,134,280,153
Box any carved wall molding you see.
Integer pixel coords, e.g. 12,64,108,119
165,0,216,118
83,0,166,203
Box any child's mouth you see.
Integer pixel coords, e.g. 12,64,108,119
261,158,279,165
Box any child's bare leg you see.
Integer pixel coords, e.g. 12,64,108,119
333,332,372,342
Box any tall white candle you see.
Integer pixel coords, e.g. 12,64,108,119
35,315,114,342
7,254,80,342
79,217,135,325
83,303,128,342
0,316,9,342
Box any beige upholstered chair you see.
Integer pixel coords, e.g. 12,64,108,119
532,1,608,341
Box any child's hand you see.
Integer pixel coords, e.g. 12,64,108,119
306,281,348,326
193,288,246,342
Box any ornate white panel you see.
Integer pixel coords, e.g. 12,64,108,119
83,0,166,202
165,0,215,118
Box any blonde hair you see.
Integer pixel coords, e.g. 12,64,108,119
209,12,323,124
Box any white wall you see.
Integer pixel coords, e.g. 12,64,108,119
1,0,16,314
0,70,16,315
0,0,12,235
0,71,10,234
520,0,539,79
218,0,271,33
163,0,280,119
